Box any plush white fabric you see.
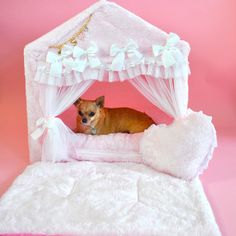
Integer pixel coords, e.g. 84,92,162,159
0,162,221,235
140,111,217,180
72,132,143,163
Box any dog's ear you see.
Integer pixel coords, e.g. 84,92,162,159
73,98,81,107
96,96,105,108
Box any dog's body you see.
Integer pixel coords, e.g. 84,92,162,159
74,96,155,135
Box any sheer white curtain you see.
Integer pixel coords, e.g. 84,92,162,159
31,80,94,162
130,75,188,118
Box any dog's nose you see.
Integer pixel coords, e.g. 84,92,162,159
82,118,87,124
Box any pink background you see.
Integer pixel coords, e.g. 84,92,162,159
1,0,236,235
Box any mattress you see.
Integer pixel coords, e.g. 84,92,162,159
0,161,221,236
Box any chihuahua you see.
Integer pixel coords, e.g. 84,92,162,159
73,96,155,135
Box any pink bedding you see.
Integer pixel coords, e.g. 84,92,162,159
71,132,143,163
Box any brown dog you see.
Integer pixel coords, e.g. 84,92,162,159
73,96,155,135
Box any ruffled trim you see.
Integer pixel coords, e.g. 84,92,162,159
34,60,190,86
195,117,217,179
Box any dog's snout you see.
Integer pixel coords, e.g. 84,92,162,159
82,118,87,124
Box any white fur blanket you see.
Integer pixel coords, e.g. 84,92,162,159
0,161,221,236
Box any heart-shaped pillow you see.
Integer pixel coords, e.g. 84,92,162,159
140,111,217,180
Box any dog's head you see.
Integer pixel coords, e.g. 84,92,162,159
73,96,105,126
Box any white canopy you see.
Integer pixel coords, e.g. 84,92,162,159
24,0,191,162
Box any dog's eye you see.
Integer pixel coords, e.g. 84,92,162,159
89,112,95,117
79,111,83,116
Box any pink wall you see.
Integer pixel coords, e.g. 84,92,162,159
1,0,236,235
1,0,236,131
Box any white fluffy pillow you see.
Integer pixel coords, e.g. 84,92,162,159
140,111,217,180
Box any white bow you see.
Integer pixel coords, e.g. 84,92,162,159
62,57,74,75
110,39,143,71
31,117,56,140
72,42,101,72
152,33,182,68
46,45,74,78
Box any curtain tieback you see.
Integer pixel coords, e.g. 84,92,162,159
31,116,57,140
